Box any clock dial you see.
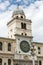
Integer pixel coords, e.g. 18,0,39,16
20,41,30,53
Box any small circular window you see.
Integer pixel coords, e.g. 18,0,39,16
21,33,23,35
21,16,23,18
16,16,18,19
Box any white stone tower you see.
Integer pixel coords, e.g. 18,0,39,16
7,6,33,57
7,6,32,39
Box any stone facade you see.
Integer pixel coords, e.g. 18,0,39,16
0,37,43,65
0,6,43,65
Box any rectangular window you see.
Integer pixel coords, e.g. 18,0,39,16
38,47,41,54
0,42,2,50
21,23,23,29
21,23,26,29
39,60,42,65
38,52,40,54
8,43,11,51
24,23,26,29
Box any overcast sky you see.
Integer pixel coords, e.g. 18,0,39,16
0,0,43,42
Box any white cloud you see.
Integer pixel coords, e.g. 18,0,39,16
16,0,21,2
0,10,12,37
0,1,10,10
0,0,1,3
0,0,43,42
8,4,17,11
0,11,12,27
23,1,43,42
23,0,28,4
0,4,17,37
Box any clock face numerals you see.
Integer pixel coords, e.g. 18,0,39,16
20,41,30,53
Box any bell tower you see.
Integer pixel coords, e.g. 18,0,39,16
7,5,33,55
7,6,32,39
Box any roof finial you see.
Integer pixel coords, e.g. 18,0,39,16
17,2,20,9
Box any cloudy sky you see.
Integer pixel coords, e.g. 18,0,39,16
0,0,43,42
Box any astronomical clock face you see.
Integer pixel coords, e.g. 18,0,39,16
20,40,30,53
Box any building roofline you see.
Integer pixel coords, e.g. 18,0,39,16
13,59,37,62
0,37,15,41
32,42,43,44
37,56,43,58
13,59,32,62
7,18,32,25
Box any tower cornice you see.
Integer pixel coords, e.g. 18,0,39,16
7,18,32,25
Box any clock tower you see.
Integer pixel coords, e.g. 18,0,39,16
7,6,33,59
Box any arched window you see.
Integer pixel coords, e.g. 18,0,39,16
0,42,2,50
16,64,18,65
21,23,24,29
0,59,2,65
8,43,11,51
4,63,6,65
24,23,26,29
21,23,26,29
38,47,41,54
8,59,11,65
39,60,42,65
